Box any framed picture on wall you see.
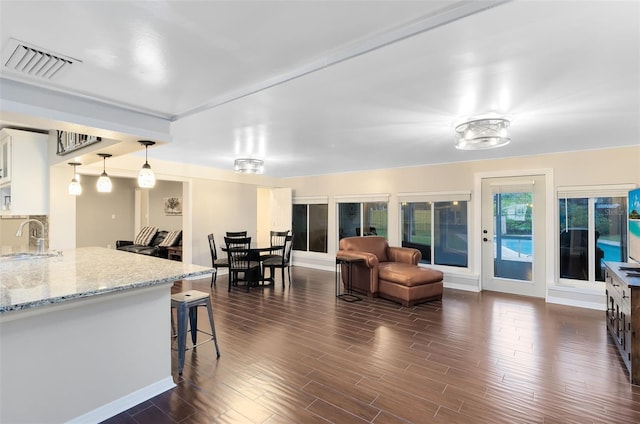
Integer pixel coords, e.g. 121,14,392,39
164,197,182,216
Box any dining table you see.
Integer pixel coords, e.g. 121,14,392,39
221,244,284,287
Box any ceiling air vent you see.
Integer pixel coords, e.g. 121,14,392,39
2,38,80,80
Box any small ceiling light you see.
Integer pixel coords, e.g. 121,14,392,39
68,162,82,196
137,140,156,188
96,153,112,193
454,117,511,150
234,158,264,174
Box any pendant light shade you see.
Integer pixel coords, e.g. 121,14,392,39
68,162,82,196
96,153,112,193
137,140,156,188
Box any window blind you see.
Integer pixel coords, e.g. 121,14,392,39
397,191,471,203
334,193,390,203
293,196,328,204
557,184,635,199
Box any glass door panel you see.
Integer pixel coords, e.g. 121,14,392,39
493,192,532,281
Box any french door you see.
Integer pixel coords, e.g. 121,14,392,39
481,175,547,297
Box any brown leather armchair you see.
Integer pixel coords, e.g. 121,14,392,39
337,236,443,306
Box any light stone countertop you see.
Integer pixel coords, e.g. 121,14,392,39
0,246,213,313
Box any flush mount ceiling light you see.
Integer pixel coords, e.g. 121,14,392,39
234,158,264,174
137,140,156,188
454,117,511,150
96,153,112,193
68,162,82,196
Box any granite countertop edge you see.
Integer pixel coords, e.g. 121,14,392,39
0,268,212,314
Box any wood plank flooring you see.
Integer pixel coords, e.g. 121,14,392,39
102,267,640,423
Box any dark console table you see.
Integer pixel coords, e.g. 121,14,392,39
605,261,640,385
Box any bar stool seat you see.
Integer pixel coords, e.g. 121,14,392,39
170,290,220,375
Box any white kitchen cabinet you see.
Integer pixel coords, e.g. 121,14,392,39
0,128,49,215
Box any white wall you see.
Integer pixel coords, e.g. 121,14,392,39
286,146,639,248
76,175,136,248
148,180,183,231
284,146,640,302
49,165,76,250
190,178,258,268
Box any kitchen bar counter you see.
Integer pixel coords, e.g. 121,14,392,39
0,247,213,424
1,246,211,313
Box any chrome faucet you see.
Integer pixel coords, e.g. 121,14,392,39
16,219,46,254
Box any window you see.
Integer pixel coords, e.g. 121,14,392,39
401,196,469,267
434,201,468,267
401,202,432,262
292,203,328,253
398,192,471,267
558,186,629,282
338,202,388,240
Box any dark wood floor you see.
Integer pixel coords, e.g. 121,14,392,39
103,267,640,423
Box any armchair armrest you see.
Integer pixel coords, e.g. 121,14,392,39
387,246,421,265
116,240,134,248
336,250,379,268
336,250,379,294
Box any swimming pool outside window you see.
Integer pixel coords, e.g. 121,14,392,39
557,186,629,283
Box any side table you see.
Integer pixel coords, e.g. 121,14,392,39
335,256,364,302
167,246,183,262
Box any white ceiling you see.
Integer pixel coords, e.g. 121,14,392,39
1,0,638,178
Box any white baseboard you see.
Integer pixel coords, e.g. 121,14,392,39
67,377,176,423
442,272,480,292
546,295,605,311
292,256,335,272
546,284,606,310
444,281,481,292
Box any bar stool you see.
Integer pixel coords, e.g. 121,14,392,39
170,290,221,375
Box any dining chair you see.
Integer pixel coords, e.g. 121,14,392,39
225,231,247,238
224,236,262,292
207,234,229,287
261,230,289,261
224,235,248,287
262,234,294,287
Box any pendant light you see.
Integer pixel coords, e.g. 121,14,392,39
137,140,156,188
96,153,112,193
68,162,82,196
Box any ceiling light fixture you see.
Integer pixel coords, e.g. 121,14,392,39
137,140,156,188
454,117,511,150
234,158,264,174
96,153,112,193
68,162,82,196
